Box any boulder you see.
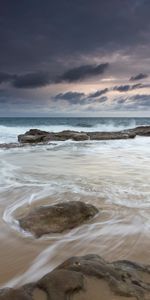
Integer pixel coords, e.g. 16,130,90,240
18,201,98,238
18,134,46,143
1,255,150,300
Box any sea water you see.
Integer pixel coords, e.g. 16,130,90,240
0,117,150,287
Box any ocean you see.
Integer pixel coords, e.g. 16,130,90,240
0,117,150,288
0,117,150,143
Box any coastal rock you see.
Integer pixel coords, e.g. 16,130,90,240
18,128,137,143
18,130,89,143
18,129,53,143
18,201,98,237
54,130,89,141
0,255,150,300
131,126,150,136
87,131,136,140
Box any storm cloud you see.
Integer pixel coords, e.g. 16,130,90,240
54,92,85,104
0,72,15,84
113,83,143,92
13,71,51,88
130,73,149,81
55,63,109,83
89,88,109,98
0,64,109,89
1,0,150,115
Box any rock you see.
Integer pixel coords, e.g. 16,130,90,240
0,143,25,149
18,201,98,238
18,129,54,143
0,255,150,300
18,130,89,143
87,131,136,140
131,126,150,136
54,130,89,141
0,285,33,300
18,128,137,144
24,129,50,136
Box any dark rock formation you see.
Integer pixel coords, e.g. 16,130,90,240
87,131,136,140
18,201,98,238
53,130,89,141
0,255,150,300
18,128,137,143
1,125,149,146
129,126,150,136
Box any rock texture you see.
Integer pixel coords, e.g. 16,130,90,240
18,201,98,238
128,126,150,136
0,126,149,149
0,254,150,300
87,131,136,140
18,128,138,143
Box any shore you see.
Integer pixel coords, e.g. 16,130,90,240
1,254,150,300
0,124,150,299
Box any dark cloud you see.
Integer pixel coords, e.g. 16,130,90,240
130,73,148,81
1,0,150,73
55,63,109,83
0,63,109,89
53,90,108,106
54,92,85,104
12,71,51,88
97,96,108,103
89,88,108,98
0,72,15,84
1,0,150,114
113,83,143,92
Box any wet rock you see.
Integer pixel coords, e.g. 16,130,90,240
0,255,150,300
0,285,33,300
18,201,98,238
0,142,55,149
87,131,136,140
54,130,89,141
0,143,25,149
38,269,84,299
18,130,89,143
18,128,138,144
131,126,150,136
18,128,53,143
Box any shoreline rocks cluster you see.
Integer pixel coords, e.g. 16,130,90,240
17,125,150,143
0,126,149,149
0,254,150,300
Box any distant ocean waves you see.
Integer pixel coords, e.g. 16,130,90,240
0,117,150,143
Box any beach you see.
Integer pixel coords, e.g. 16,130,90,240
0,117,150,297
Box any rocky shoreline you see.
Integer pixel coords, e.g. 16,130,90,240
17,126,150,143
0,254,150,300
0,126,150,149
1,200,150,299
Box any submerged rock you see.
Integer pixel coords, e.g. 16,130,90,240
1,254,150,300
18,201,98,238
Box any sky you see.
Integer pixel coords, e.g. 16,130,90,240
0,0,150,117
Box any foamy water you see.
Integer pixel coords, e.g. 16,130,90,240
0,118,150,288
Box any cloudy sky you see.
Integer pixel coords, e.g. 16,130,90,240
0,0,150,116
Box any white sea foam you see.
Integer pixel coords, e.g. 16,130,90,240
0,118,150,288
0,119,138,143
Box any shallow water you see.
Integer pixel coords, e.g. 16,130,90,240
0,133,150,288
